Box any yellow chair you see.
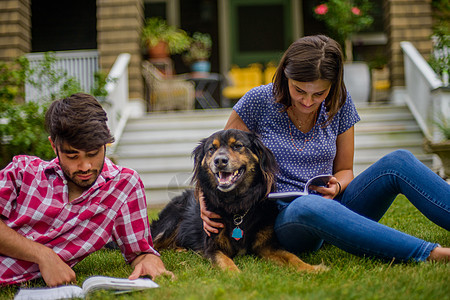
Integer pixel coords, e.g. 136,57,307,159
264,65,277,84
142,61,195,111
222,65,263,100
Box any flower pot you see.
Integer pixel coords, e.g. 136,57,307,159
148,41,169,59
424,139,450,177
190,60,211,73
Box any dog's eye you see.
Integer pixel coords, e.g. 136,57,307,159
208,146,216,154
232,144,243,151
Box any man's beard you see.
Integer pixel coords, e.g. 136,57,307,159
63,167,101,189
59,155,105,190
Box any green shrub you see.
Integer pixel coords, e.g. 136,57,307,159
0,53,88,168
0,101,54,168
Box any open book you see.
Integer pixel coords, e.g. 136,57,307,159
268,174,332,201
14,276,159,300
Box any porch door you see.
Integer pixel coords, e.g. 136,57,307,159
229,0,292,67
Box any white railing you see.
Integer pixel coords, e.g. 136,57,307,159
400,41,446,141
25,50,99,102
24,50,130,153
102,53,131,154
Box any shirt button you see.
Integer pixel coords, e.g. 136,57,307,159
26,236,34,241
63,180,67,184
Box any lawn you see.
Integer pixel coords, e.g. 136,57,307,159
1,195,449,300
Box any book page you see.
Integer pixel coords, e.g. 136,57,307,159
14,285,84,300
304,174,332,192
267,174,332,201
82,276,159,294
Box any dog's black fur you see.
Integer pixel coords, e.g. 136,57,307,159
150,129,323,272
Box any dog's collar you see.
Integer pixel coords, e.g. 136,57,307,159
233,209,250,226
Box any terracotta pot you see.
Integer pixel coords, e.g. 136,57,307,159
148,41,169,58
424,139,450,177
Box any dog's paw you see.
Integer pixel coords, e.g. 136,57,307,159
311,264,329,272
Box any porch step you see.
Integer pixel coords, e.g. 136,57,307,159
112,104,433,206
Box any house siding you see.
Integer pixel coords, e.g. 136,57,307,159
0,0,437,100
0,0,31,61
384,0,433,87
97,0,144,100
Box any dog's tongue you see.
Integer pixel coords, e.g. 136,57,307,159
218,172,233,184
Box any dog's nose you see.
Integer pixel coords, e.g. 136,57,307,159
214,155,229,167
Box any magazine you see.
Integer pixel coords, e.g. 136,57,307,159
268,174,332,201
14,276,159,300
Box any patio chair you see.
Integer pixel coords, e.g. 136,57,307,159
142,60,195,111
222,64,263,100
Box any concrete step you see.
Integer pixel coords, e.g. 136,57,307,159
113,103,433,206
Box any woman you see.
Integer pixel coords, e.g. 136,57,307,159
201,35,450,262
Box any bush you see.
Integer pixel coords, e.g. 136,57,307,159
0,101,54,168
0,54,86,168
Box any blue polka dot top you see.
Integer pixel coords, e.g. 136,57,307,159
234,83,360,193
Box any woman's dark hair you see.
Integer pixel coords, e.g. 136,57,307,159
272,35,347,124
45,93,115,151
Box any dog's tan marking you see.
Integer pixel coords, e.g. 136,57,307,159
213,251,240,272
153,226,179,250
252,226,327,272
258,248,327,272
212,138,221,149
215,228,233,256
228,137,237,146
250,152,260,162
251,226,273,251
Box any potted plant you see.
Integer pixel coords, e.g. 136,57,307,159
182,32,212,74
428,0,449,85
313,0,373,61
141,17,190,58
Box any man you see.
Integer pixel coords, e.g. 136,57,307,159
0,93,173,286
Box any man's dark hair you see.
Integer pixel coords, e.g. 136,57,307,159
45,93,115,151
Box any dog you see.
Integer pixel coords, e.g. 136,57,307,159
150,129,325,272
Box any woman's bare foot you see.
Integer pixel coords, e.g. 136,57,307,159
427,247,450,262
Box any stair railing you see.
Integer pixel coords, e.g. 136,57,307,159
400,41,447,142
102,53,131,153
25,50,99,103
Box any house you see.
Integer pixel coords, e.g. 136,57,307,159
0,0,435,103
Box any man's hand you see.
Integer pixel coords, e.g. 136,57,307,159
129,253,175,280
37,248,76,287
0,220,75,287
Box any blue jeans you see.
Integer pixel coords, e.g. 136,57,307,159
274,150,450,262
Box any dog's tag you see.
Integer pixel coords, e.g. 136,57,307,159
232,227,243,240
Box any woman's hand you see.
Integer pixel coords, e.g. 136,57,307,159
198,191,223,236
310,176,341,199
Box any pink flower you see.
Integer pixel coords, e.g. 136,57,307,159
315,4,328,15
351,7,361,15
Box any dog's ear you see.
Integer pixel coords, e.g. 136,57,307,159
248,133,278,195
191,137,207,185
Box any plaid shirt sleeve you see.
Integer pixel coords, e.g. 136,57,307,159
0,156,26,219
111,168,159,263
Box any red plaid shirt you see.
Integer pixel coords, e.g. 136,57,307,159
0,155,158,285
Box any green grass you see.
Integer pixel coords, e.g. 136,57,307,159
1,195,449,300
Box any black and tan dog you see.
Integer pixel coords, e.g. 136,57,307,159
150,129,325,272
